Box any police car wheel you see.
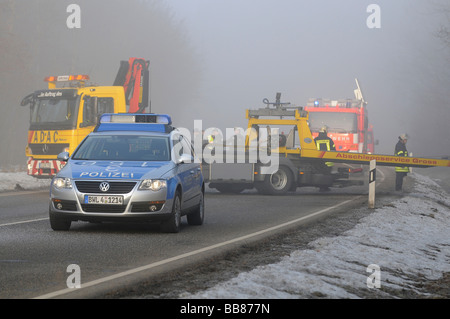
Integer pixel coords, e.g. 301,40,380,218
49,211,71,231
161,192,182,233
187,191,204,226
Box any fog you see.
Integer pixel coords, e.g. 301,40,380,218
164,0,450,157
1,0,449,168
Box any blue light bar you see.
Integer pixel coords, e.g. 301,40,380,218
95,113,173,133
99,113,172,125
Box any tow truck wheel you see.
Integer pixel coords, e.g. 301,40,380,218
161,192,181,233
187,191,204,225
49,211,71,231
258,166,293,195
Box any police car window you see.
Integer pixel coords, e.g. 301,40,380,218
72,135,170,161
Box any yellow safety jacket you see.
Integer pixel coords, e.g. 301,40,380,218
316,140,334,167
395,150,410,173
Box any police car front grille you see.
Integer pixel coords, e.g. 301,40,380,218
75,181,137,194
81,204,127,213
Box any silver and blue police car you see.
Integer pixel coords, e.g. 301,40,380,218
49,113,204,233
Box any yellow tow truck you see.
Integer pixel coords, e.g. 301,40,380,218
202,93,449,194
21,58,150,178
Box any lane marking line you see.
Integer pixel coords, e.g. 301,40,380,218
0,190,48,197
0,218,48,227
34,196,362,299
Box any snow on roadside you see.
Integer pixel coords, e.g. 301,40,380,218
183,172,450,298
0,171,51,192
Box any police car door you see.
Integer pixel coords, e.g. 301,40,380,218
173,134,199,209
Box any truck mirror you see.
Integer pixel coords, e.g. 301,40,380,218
21,93,34,106
57,152,70,162
177,154,193,164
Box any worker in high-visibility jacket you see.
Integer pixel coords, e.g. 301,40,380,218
315,125,336,168
394,133,410,191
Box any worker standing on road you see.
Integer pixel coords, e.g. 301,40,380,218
315,125,336,168
315,126,336,192
315,125,336,152
394,133,410,191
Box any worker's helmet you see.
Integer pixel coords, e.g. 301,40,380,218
320,125,328,133
399,133,409,140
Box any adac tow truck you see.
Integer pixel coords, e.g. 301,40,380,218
202,93,450,195
21,58,150,178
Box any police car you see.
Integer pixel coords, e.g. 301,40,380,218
49,113,204,233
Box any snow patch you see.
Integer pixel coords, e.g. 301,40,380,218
183,172,450,298
0,171,51,192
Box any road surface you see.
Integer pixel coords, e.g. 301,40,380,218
0,167,400,298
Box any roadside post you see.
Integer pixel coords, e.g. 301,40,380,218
368,160,376,208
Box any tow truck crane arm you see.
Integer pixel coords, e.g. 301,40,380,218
113,57,150,113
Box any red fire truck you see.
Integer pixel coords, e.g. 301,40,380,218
304,79,377,154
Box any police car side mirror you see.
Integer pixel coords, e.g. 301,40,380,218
57,152,70,162
177,154,193,164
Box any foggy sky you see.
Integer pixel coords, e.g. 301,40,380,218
0,0,200,168
164,0,450,157
1,0,449,169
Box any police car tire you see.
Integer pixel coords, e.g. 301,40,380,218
161,192,182,233
259,166,293,195
49,211,71,231
187,191,204,226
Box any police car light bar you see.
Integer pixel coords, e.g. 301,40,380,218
95,113,173,133
99,113,172,125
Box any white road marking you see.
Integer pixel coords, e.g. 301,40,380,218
34,196,362,299
0,218,49,227
0,190,48,226
0,190,48,197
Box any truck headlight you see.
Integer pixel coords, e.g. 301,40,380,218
53,177,73,189
139,179,167,191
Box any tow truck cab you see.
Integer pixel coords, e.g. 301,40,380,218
21,58,150,178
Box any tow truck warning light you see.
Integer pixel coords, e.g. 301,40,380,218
44,75,90,82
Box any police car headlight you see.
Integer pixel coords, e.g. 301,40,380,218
139,179,167,191
53,177,73,189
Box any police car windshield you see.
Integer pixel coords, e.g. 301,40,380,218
72,135,171,161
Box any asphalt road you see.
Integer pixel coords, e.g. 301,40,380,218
0,168,389,299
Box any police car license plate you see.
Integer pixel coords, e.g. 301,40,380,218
84,195,124,205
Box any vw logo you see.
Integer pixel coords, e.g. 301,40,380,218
99,182,110,192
